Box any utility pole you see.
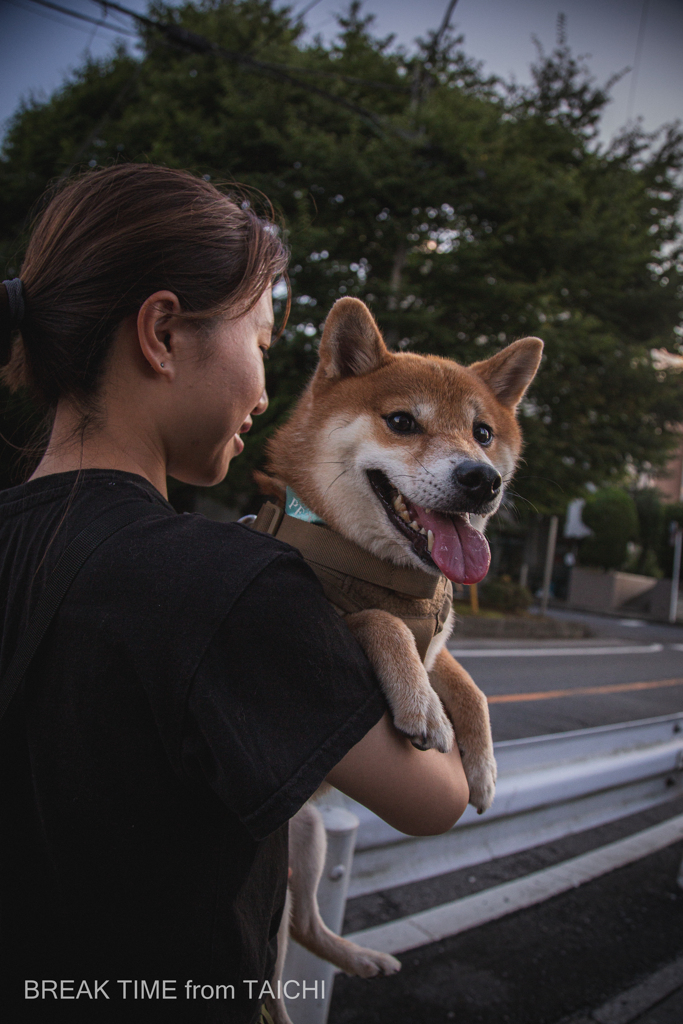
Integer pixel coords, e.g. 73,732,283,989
670,523,682,624
541,515,559,615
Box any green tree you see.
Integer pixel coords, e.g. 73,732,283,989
579,487,639,570
1,1,682,514
632,487,664,576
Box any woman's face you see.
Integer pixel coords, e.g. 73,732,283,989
166,290,273,487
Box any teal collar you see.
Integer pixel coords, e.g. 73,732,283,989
285,487,326,525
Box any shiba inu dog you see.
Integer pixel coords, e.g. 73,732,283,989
256,298,543,1023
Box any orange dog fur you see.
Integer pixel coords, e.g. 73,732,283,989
259,298,543,1023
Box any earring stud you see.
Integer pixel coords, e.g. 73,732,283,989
160,362,165,368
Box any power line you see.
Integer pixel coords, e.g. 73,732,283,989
433,0,460,53
414,0,460,109
87,0,394,127
17,0,137,37
13,0,418,134
295,0,324,21
627,0,650,121
19,0,405,125
1,0,104,36
88,0,406,93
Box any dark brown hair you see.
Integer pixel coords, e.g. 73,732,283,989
0,164,289,409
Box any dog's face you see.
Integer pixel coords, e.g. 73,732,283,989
266,298,543,584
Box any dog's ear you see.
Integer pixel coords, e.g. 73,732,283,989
470,337,543,408
317,298,389,380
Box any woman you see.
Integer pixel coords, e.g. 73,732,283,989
0,164,468,1023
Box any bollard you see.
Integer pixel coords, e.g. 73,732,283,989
283,805,359,1024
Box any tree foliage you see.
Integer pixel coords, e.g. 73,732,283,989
632,486,664,575
1,1,682,514
580,487,639,571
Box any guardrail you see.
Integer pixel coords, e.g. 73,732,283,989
343,712,683,897
283,713,683,1023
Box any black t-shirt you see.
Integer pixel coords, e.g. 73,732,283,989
0,470,387,1023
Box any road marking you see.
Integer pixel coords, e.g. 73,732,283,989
450,643,664,658
672,644,683,652
563,953,683,1024
343,814,683,958
487,677,683,704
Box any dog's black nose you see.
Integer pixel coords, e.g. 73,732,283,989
453,461,502,503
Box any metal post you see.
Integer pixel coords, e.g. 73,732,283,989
541,515,559,615
670,527,682,624
283,806,359,1024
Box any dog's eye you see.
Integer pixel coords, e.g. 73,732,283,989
385,412,419,434
473,422,493,446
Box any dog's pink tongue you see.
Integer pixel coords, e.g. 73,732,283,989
414,508,490,585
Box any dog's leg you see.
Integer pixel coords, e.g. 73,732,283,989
346,609,454,753
429,647,497,813
265,883,294,1024
287,801,401,978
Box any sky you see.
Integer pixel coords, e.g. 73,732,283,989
0,0,681,145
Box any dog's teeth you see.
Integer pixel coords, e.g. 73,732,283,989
419,527,427,536
409,520,419,531
400,510,410,522
425,507,432,514
392,496,402,512
427,530,434,553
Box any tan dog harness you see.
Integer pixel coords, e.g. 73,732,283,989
252,502,453,663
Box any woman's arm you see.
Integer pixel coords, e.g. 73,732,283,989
325,711,469,836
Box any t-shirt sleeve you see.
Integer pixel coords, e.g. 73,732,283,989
181,549,388,840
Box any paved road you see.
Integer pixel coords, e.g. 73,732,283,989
326,610,683,1024
331,827,683,1024
327,606,683,1024
448,610,683,741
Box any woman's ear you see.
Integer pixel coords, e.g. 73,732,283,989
317,297,390,380
469,337,544,408
136,291,184,377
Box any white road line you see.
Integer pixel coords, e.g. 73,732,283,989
449,643,664,658
343,814,683,958
563,954,683,1024
672,644,683,652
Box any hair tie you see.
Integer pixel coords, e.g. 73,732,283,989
1,278,25,366
3,278,25,328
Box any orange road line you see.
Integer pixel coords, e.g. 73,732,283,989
487,677,683,704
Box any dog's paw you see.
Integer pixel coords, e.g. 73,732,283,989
343,947,402,978
394,688,454,753
462,752,497,814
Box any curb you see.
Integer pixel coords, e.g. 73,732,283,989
453,613,593,639
343,815,683,958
